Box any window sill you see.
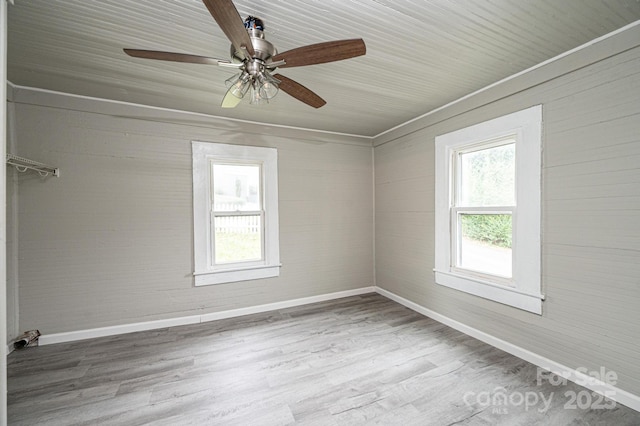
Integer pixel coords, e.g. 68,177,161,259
434,269,543,314
194,264,281,286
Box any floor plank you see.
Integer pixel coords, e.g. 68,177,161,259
7,294,640,425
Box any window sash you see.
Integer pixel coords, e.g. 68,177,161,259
452,138,516,209
450,137,516,283
450,206,515,285
210,159,266,268
211,161,263,212
210,210,265,267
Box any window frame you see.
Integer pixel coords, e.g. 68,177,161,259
450,138,516,283
192,141,280,286
434,105,543,314
210,160,265,267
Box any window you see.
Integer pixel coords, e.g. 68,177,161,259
192,142,280,286
453,140,515,280
434,105,543,314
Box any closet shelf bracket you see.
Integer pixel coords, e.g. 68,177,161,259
6,154,60,177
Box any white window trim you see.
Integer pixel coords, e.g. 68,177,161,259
434,105,543,314
192,141,280,286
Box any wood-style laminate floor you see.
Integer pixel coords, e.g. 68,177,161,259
8,294,640,425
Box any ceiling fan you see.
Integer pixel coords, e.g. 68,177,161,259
123,0,366,109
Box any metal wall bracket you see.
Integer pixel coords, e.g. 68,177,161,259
6,154,60,178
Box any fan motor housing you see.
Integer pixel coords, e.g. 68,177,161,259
230,38,277,63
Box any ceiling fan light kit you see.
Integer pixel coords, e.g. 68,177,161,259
123,0,366,109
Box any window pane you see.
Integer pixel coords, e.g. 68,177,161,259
459,143,515,206
214,215,262,264
458,213,512,278
212,164,261,211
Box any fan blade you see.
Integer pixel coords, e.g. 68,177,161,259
201,0,255,59
123,49,236,67
221,87,243,108
272,39,365,68
273,74,326,108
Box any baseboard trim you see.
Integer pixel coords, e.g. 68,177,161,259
38,286,376,346
198,287,376,322
375,286,640,413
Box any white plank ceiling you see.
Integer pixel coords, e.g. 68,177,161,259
7,0,640,137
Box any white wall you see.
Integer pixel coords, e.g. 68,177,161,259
374,25,640,397
11,89,374,334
